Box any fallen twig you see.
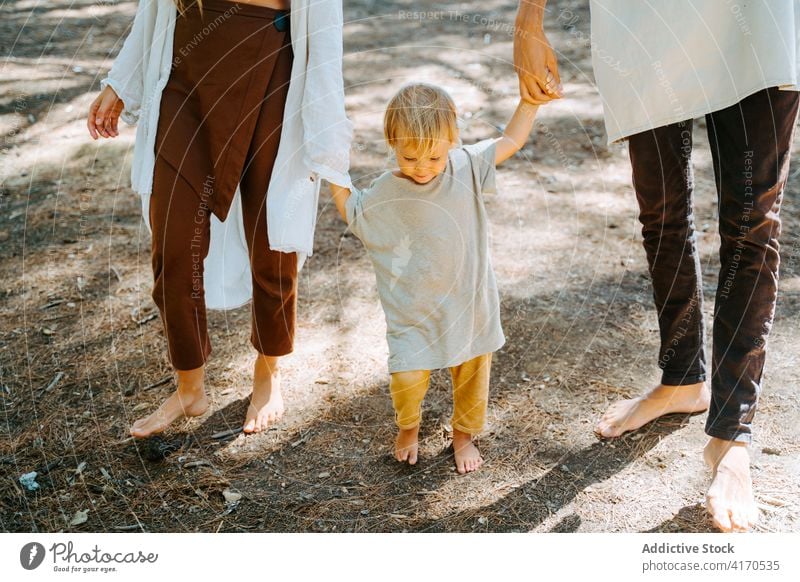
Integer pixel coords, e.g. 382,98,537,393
211,428,242,440
143,376,172,391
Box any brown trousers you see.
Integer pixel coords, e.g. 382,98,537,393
150,0,296,370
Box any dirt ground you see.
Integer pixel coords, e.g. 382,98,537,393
2,0,799,533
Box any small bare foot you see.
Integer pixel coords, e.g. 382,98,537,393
130,370,209,438
453,429,483,474
704,438,758,532
243,355,284,434
594,381,710,438
395,425,420,464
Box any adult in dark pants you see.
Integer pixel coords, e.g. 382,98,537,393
586,1,800,532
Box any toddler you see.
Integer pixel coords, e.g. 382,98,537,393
329,80,546,473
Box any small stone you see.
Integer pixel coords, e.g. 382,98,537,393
762,447,782,456
315,378,330,384
19,471,40,491
70,509,89,526
360,509,369,516
478,516,487,525
318,471,331,479
222,488,242,503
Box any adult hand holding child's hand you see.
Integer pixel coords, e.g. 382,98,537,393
514,1,563,104
87,86,124,139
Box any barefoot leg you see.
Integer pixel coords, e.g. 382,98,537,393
389,369,431,463
243,354,285,433
594,381,710,438
130,366,209,438
704,438,758,532
449,353,490,473
453,429,483,474
395,425,420,465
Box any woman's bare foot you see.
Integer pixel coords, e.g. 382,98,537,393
395,425,420,464
243,355,284,433
453,428,483,474
130,367,209,438
704,438,758,532
594,381,710,438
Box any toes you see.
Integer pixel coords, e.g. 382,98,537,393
707,500,733,532
729,509,745,531
595,424,614,438
396,447,409,462
731,508,755,532
408,448,418,465
243,418,256,433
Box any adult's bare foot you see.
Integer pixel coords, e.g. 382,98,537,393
704,438,758,532
130,367,209,438
243,355,284,433
395,425,420,464
453,428,483,474
594,381,710,438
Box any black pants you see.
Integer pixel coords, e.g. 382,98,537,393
628,86,799,443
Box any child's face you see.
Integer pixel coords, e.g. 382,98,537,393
393,138,453,184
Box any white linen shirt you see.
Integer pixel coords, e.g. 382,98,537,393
589,0,800,144
99,0,353,309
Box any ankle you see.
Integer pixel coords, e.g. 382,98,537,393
175,372,205,394
398,424,419,434
255,354,280,372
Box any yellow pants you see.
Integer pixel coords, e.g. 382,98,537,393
389,352,492,435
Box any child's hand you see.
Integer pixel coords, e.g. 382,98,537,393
87,86,124,139
543,68,562,100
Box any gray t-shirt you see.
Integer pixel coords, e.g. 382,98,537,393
345,138,506,373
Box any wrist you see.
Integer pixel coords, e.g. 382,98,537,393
516,0,546,31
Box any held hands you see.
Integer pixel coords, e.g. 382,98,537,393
514,26,563,104
87,86,124,139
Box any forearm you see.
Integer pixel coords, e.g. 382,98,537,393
329,182,351,222
495,100,539,164
516,0,547,32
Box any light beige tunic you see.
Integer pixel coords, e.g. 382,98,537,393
345,139,506,373
590,0,800,143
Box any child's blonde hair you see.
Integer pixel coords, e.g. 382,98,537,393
384,83,459,157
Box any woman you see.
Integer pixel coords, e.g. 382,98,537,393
86,0,353,437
